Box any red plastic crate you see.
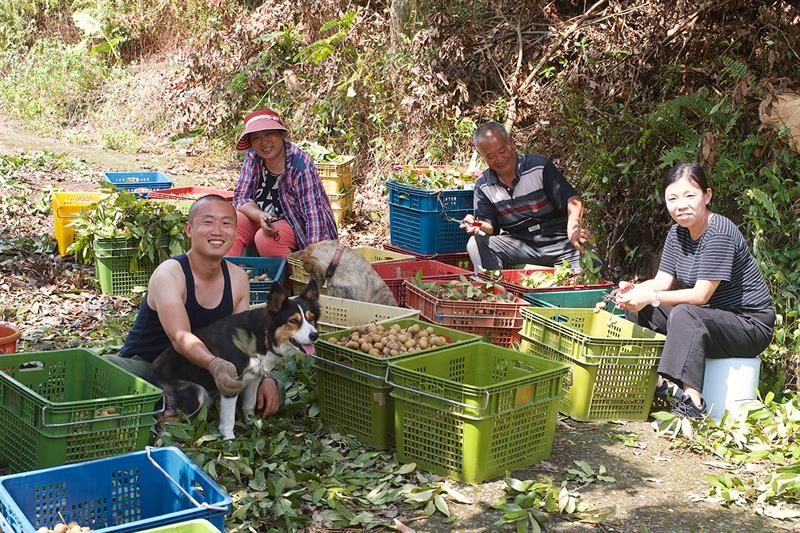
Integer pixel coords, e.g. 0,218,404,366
479,268,614,296
419,316,519,348
383,243,473,271
404,280,528,328
371,260,471,306
149,187,234,201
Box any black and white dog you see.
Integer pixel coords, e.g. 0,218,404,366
151,280,319,440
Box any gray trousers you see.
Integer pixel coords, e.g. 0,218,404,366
627,304,775,392
466,234,581,274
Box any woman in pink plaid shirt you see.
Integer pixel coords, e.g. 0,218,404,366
230,109,338,257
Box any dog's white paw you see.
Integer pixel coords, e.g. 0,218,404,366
219,424,236,441
242,409,255,425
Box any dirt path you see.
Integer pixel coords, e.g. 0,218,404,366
0,118,792,533
0,113,239,190
0,114,175,171
419,418,787,533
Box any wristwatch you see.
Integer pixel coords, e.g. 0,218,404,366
651,290,661,308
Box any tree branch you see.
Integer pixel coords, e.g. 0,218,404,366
504,0,609,132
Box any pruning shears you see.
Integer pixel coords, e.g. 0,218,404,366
598,281,634,318
603,281,634,303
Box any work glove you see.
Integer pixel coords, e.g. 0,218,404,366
208,357,246,396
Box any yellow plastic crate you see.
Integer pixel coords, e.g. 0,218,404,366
51,191,106,256
250,294,419,332
328,189,354,225
322,172,353,195
289,246,415,287
317,294,419,332
316,155,356,179
139,519,221,532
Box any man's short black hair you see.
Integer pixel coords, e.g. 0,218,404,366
473,121,511,147
187,194,235,223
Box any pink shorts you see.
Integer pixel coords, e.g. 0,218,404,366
229,211,298,258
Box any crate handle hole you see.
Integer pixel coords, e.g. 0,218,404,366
550,314,569,324
19,361,44,371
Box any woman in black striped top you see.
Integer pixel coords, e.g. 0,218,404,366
615,163,775,418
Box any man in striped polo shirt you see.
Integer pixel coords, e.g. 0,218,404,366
460,121,593,273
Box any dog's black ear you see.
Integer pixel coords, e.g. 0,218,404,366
300,278,320,303
267,282,289,313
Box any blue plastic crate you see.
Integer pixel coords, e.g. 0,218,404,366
389,203,471,254
103,172,173,198
224,256,287,304
0,446,231,533
386,180,474,211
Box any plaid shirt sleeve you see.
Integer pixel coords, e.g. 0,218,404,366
281,143,338,249
233,150,260,209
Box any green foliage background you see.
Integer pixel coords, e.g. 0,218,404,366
0,0,797,389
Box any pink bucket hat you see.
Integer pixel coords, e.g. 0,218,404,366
236,109,288,151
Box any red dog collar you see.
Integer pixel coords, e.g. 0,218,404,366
325,241,346,278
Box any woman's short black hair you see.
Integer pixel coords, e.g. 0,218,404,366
662,163,710,196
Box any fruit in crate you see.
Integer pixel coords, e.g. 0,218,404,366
484,257,603,289
296,140,347,163
411,275,515,302
391,164,476,190
327,322,448,357
38,521,92,532
243,269,270,282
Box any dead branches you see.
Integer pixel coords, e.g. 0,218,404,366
503,0,609,132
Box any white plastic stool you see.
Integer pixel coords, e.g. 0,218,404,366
702,357,761,421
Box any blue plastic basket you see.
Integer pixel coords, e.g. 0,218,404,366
389,204,471,254
0,446,231,533
102,172,173,198
224,256,287,304
385,180,474,211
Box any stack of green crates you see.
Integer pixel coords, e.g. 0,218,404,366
388,342,569,483
314,319,480,449
519,307,665,421
94,236,177,295
0,348,162,473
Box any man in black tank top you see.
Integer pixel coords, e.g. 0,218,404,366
107,195,285,418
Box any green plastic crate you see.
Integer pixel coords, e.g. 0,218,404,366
523,288,624,316
315,366,394,449
313,319,482,449
315,319,482,387
94,237,175,296
0,349,162,473
387,342,568,483
139,519,221,532
518,330,660,421
521,307,665,360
